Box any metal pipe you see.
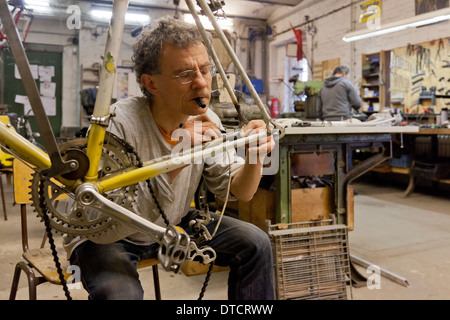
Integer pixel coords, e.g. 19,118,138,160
350,254,410,287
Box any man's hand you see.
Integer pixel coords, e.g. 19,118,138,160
240,120,275,164
180,114,222,146
230,120,275,202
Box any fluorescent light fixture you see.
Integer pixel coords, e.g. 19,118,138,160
90,8,150,25
90,9,112,20
24,0,51,12
184,14,233,30
343,7,450,42
25,0,50,6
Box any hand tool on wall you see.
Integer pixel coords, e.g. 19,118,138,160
426,49,434,72
407,43,414,56
411,70,425,79
412,77,424,85
440,76,447,88
443,60,450,68
411,85,423,95
436,38,444,60
430,69,437,78
416,45,424,72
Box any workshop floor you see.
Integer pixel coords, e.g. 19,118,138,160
0,174,449,300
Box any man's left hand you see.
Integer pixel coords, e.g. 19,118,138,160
240,120,275,164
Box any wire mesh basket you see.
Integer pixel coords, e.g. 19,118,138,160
268,220,352,300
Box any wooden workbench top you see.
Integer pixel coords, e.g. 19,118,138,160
284,125,419,135
403,128,450,135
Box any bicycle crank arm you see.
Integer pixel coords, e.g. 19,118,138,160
75,183,193,273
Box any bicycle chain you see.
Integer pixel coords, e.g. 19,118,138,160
37,178,72,300
119,137,215,300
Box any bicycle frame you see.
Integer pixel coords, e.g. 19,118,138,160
0,0,282,271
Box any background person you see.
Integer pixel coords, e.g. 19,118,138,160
317,65,362,121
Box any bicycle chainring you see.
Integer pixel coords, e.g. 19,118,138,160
31,132,140,238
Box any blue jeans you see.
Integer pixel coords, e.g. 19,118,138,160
70,210,275,300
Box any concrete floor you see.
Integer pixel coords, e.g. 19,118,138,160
0,174,449,300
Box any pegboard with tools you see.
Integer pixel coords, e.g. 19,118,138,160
390,37,450,114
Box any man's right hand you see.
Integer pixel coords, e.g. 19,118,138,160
180,114,223,146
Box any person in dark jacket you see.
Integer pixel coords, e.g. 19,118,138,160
317,66,362,121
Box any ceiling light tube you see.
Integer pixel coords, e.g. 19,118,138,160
184,14,233,30
90,8,150,24
25,0,50,7
343,7,450,42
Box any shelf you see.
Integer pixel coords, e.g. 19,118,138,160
363,73,380,77
371,165,410,175
82,79,99,84
362,83,380,87
361,51,388,109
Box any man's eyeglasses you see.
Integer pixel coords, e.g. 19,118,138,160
158,65,216,84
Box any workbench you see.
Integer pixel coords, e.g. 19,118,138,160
275,125,419,226
273,125,419,288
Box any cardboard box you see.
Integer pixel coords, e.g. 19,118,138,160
291,187,333,223
239,187,336,231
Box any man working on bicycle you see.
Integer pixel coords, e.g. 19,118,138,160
66,16,275,300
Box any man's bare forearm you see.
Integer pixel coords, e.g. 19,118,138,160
230,156,263,202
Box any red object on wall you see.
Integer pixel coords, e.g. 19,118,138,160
290,23,303,61
270,97,280,118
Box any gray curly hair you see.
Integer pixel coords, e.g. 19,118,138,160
132,16,212,100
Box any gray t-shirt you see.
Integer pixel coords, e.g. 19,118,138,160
63,96,244,257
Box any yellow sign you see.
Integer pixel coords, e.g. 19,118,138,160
360,0,381,23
